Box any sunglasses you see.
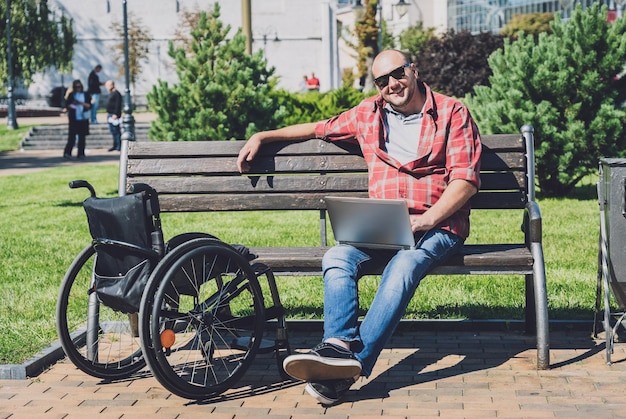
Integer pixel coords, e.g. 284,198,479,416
374,63,411,89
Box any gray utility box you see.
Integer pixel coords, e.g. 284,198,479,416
599,158,626,308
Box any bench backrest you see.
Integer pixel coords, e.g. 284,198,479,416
124,126,535,244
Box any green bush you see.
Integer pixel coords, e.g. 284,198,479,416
398,22,436,59
500,12,554,40
273,85,369,127
466,4,626,197
414,29,504,98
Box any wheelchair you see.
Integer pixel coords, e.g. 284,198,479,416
56,180,291,399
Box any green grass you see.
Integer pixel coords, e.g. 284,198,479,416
0,163,603,364
0,124,35,152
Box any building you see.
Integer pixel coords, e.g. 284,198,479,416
449,0,617,34
27,0,622,103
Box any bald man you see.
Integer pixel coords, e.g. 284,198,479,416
237,49,482,405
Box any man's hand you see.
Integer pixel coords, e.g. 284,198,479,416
236,134,263,173
409,213,438,233
236,123,318,173
409,179,477,233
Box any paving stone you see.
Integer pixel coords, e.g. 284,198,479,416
1,329,625,417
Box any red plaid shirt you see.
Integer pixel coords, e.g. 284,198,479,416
314,82,482,239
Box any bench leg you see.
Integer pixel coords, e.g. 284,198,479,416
530,241,550,369
525,274,536,335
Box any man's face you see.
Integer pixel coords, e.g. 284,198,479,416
372,53,418,113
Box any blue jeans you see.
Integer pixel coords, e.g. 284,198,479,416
108,114,121,150
321,229,463,377
90,93,100,123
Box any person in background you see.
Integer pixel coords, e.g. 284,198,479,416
87,64,104,124
300,75,309,93
63,79,91,160
237,49,482,406
105,80,123,152
307,72,320,91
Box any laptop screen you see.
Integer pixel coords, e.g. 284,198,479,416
325,196,419,250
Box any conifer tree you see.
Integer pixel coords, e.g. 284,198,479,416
466,4,626,197
147,4,279,141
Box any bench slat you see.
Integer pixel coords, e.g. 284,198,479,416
128,135,524,157
154,190,526,212
127,152,525,175
128,175,369,194
127,171,526,195
127,155,370,175
251,243,533,275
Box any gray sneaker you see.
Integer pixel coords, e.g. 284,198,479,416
283,342,362,381
305,377,355,405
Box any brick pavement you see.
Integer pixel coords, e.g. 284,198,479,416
1,327,625,418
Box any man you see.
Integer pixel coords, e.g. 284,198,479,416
87,64,104,124
237,49,482,405
105,80,123,152
307,72,320,91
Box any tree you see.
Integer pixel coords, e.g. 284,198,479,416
500,12,554,40
171,5,203,52
353,0,380,89
465,4,626,197
398,22,436,59
415,30,503,98
147,4,280,141
0,0,75,88
110,12,151,92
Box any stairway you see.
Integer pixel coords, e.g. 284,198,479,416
21,123,151,150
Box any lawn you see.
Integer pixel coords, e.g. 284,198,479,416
0,163,603,365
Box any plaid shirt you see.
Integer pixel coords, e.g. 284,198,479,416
314,82,482,239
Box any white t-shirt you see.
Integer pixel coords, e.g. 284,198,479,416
383,103,424,165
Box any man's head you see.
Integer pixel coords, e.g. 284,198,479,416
105,80,115,91
94,64,102,72
372,49,424,115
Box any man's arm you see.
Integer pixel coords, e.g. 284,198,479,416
409,179,477,232
236,122,318,173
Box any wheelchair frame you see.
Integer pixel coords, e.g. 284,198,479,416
55,180,291,398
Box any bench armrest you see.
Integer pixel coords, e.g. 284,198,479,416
523,201,542,245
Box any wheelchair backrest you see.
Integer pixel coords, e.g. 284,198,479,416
82,191,154,277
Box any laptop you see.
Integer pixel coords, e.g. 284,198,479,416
325,196,423,250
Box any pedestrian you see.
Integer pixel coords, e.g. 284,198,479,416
63,79,91,160
299,75,309,93
237,49,482,406
87,64,104,124
306,72,320,91
105,80,123,152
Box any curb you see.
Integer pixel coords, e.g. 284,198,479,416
0,340,65,380
0,319,596,380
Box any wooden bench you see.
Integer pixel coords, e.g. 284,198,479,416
121,124,550,369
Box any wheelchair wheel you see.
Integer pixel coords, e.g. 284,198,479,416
56,245,145,379
139,238,265,399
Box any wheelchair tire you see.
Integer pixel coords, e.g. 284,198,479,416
56,245,146,379
139,238,265,399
